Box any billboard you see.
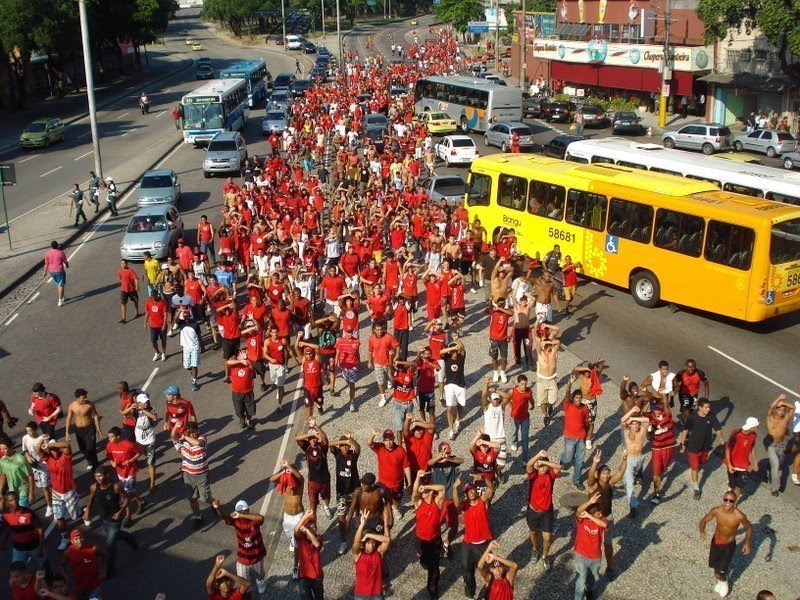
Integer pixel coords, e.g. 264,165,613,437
516,12,557,44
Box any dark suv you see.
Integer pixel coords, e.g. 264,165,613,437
523,97,544,118
542,101,575,123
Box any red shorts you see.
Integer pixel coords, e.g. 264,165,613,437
303,386,323,407
440,499,458,531
651,446,675,477
307,480,331,505
426,304,442,321
688,450,709,472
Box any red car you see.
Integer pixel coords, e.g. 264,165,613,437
269,35,284,45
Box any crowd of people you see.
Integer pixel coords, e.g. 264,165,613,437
10,23,800,600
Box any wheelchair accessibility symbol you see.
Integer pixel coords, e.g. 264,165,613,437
605,234,619,254
765,290,775,305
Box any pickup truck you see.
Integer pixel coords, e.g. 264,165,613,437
419,175,468,206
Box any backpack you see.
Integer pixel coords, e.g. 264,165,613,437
319,329,336,349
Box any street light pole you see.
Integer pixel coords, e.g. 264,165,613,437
281,0,287,52
520,0,527,90
494,0,500,71
78,0,102,181
321,0,326,39
336,0,344,84
658,0,672,127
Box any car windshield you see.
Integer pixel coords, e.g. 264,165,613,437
208,140,237,152
617,113,637,120
266,111,286,120
712,127,732,136
452,138,475,147
511,126,532,135
141,175,172,188
272,93,289,102
366,114,388,124
128,216,167,233
429,113,449,120
435,177,465,187
198,65,212,72
778,132,795,141
274,75,292,86
583,106,602,114
295,80,310,87
365,128,384,139
25,122,47,133
770,218,800,264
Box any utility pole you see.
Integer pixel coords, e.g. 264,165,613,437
336,0,344,85
520,0,527,90
321,0,326,39
78,0,103,181
658,0,672,127
281,0,287,52
494,0,500,70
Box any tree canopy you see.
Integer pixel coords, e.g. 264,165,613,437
697,0,800,77
434,0,485,33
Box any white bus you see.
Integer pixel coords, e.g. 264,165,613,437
565,137,800,205
413,75,522,134
181,79,249,145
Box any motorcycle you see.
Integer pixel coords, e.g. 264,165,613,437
140,98,150,114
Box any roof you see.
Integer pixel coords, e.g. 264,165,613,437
132,204,179,216
444,134,474,141
142,169,174,177
698,72,795,92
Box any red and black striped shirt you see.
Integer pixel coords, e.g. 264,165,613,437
649,413,677,449
229,516,266,565
1,507,41,550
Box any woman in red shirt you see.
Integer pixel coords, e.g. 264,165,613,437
478,541,518,600
352,508,391,600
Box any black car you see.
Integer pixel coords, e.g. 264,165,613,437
541,134,586,158
578,105,609,128
317,46,331,58
302,41,317,54
364,125,388,153
310,66,327,82
195,64,214,80
611,111,642,135
273,72,296,91
542,101,575,123
291,79,312,97
523,97,544,118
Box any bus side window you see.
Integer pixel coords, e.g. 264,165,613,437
650,167,682,177
654,208,705,257
609,198,654,243
704,221,755,270
467,173,492,207
528,180,565,220
566,190,607,231
723,183,764,198
765,192,800,205
591,156,614,164
498,175,526,211
616,161,645,170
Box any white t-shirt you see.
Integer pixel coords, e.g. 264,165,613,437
483,403,506,441
179,325,200,349
254,254,271,277
134,408,157,446
22,433,47,464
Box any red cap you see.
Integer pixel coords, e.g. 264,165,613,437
382,429,395,440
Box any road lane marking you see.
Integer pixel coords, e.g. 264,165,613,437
121,130,132,137
259,384,301,517
40,166,63,178
707,345,800,398
142,367,159,392
116,112,130,120
74,151,93,161
19,154,41,163
4,313,18,326
156,110,167,118
78,131,91,139
27,291,40,304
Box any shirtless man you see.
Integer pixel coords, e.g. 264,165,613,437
699,492,752,597
573,359,606,450
764,394,793,496
533,271,557,322
64,389,102,472
268,461,305,580
512,293,534,370
346,472,391,535
442,235,461,262
489,260,513,306
535,323,561,427
620,405,649,517
619,375,649,414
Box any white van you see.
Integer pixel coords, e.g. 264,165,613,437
286,35,303,50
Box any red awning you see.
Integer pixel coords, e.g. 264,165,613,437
551,61,696,96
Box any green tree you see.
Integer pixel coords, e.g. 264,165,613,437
435,0,484,35
203,0,261,36
697,0,800,78
0,0,40,107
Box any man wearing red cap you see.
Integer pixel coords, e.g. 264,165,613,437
452,473,494,599
368,428,411,522
60,528,107,599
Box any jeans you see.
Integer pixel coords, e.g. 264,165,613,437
200,241,216,264
562,437,586,484
299,577,324,599
574,554,601,600
102,518,137,572
461,541,489,597
765,437,786,493
624,454,645,507
513,418,530,462
12,547,41,570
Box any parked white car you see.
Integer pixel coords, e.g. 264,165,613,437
435,135,480,166
286,35,303,50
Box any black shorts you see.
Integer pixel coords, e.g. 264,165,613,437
459,259,472,275
679,394,698,411
708,540,736,577
526,506,554,533
303,387,323,407
418,391,435,414
254,360,267,377
727,469,747,490
222,338,240,359
121,290,139,304
149,327,167,344
489,339,508,360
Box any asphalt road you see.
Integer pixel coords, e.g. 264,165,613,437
0,12,798,600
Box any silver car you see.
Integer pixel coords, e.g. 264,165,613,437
733,129,797,157
262,109,289,135
484,121,534,152
203,131,247,178
269,90,293,112
661,123,733,155
120,205,184,260
137,169,180,206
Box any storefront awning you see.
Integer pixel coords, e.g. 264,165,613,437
698,72,792,92
551,61,695,95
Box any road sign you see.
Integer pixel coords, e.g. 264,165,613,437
468,21,490,34
662,82,670,97
0,163,16,186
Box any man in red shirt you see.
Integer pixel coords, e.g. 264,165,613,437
211,499,267,595
205,554,251,599
226,350,257,430
319,265,346,316
61,528,107,598
143,288,168,361
452,474,494,599
561,375,590,490
162,385,197,436
368,429,411,518
293,510,324,598
241,294,268,330
299,345,324,419
573,492,607,600
334,330,361,412
561,255,581,317
412,470,445,599
525,450,561,571
117,259,141,324
340,246,362,292
28,382,62,438
367,322,399,409
105,427,146,520
402,414,434,480
724,417,759,499
216,300,241,383
264,325,289,410
488,297,513,385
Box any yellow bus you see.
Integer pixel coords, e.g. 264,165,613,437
466,154,800,322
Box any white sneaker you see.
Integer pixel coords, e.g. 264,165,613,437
509,443,518,453
86,464,93,471
337,541,349,555
499,370,508,384
58,536,70,551
378,396,388,408
454,419,461,434
58,299,64,307
585,439,593,451
257,580,267,594
792,473,800,485
323,504,333,519
718,579,729,597
161,352,166,362
386,380,393,390
448,429,455,440
45,506,53,518
152,352,160,362
492,370,500,383
471,288,477,294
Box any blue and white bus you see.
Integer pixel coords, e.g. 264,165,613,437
220,59,269,107
181,78,249,145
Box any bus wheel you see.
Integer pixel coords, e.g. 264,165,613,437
630,271,660,308
460,118,470,134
